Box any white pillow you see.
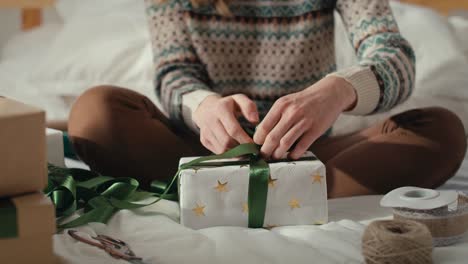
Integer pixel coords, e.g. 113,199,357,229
393,3,468,101
334,2,468,135
1,23,62,61
448,14,468,60
29,1,155,99
55,0,138,21
336,1,468,100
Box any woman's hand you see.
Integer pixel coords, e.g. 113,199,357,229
253,76,357,160
193,94,259,154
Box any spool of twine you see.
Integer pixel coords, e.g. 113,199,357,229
362,220,433,264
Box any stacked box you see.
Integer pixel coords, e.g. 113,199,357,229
0,193,56,263
0,97,46,197
0,98,56,263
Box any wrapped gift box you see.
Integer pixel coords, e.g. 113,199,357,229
0,192,56,263
46,128,65,167
179,152,327,229
0,97,46,197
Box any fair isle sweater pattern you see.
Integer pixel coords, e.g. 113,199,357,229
145,0,415,131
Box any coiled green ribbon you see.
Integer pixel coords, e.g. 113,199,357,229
45,165,157,229
45,143,271,229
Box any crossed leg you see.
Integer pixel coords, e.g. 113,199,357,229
68,86,467,197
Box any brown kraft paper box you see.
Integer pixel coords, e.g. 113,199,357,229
0,97,46,197
0,192,56,264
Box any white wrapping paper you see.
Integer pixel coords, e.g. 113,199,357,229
179,152,327,229
46,128,65,167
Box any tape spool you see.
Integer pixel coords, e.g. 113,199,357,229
381,187,468,247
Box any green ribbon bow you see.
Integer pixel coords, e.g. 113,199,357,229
45,143,291,229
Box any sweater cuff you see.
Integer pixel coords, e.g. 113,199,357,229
327,66,380,115
182,89,220,133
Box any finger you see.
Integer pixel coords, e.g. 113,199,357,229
220,110,253,144
232,94,259,124
208,128,226,154
212,120,237,152
253,100,284,145
260,116,296,159
289,129,321,160
272,120,308,160
200,129,218,154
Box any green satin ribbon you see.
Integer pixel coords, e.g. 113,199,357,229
0,198,17,238
46,165,161,229
46,143,296,229
62,132,77,159
248,156,269,227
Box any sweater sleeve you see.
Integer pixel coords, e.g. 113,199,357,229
145,0,218,131
330,0,416,115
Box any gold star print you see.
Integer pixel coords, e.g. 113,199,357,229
268,175,278,188
289,198,301,209
192,203,205,217
312,174,323,184
192,167,203,173
214,180,228,192
242,203,249,213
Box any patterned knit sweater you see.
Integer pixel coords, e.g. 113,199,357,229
145,0,415,132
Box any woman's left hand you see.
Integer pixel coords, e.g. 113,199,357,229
253,76,357,160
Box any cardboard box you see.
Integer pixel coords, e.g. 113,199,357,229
1,236,55,264
0,192,56,263
179,152,328,229
0,97,46,197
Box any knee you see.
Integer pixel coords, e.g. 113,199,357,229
406,107,467,188
68,85,124,139
416,107,467,187
422,107,466,160
68,85,144,169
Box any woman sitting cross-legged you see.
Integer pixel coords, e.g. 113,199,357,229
68,0,466,198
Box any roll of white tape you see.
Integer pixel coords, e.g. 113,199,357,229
380,186,458,210
381,187,468,247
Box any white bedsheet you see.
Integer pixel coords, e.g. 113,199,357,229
55,153,468,264
53,195,468,264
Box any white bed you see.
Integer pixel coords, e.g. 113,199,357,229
52,196,468,264
56,154,468,264
1,1,468,263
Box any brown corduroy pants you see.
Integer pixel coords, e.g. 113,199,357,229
68,86,467,198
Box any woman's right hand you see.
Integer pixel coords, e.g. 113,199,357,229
193,94,259,154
